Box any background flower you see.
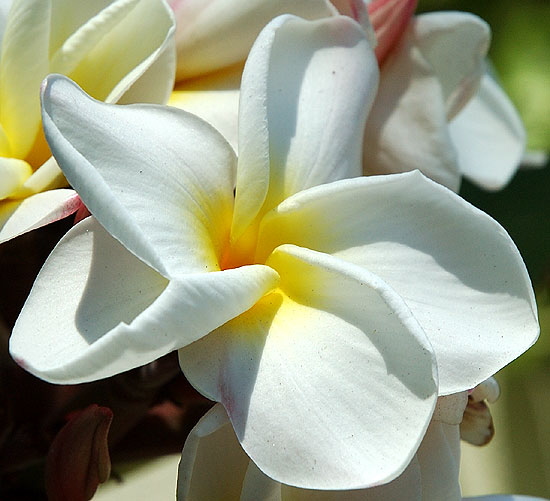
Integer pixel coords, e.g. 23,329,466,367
0,0,176,243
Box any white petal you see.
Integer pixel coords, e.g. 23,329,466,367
413,12,490,120
233,14,378,239
41,75,236,277
0,188,80,243
178,403,424,501
180,245,436,489
449,72,526,190
0,0,50,157
433,392,468,425
169,64,242,153
362,26,460,191
177,404,252,501
282,457,422,500
10,217,279,383
416,421,462,501
258,172,539,394
171,0,336,81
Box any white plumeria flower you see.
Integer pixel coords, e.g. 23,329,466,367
0,0,176,243
364,2,526,192
10,14,538,489
177,401,548,501
167,0,375,150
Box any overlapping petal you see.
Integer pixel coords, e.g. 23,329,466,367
362,24,459,190
10,217,279,383
412,12,489,120
233,14,378,239
0,0,50,158
178,405,549,501
41,75,236,277
0,188,80,242
170,0,337,81
367,0,417,64
61,0,175,104
0,157,32,198
0,0,176,243
180,245,436,489
449,72,527,190
257,171,539,394
363,12,491,192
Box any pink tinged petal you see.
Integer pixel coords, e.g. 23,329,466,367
362,27,461,191
0,189,80,243
416,421,462,500
0,0,50,158
180,245,437,489
257,171,539,394
233,14,378,240
413,12,490,120
41,75,236,278
171,0,337,81
368,0,417,65
449,72,527,190
45,404,112,501
177,404,254,501
10,217,279,383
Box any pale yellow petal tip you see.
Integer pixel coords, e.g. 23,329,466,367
0,157,33,199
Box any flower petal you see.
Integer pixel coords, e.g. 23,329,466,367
368,0,417,65
449,72,526,190
0,157,32,199
170,0,337,81
178,404,424,500
180,244,436,489
53,0,175,103
0,0,51,158
177,404,252,501
233,14,378,239
10,217,279,383
413,12,490,120
169,64,242,152
416,421,461,500
0,188,80,243
362,25,460,191
433,392,468,425
257,172,539,394
41,74,236,277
